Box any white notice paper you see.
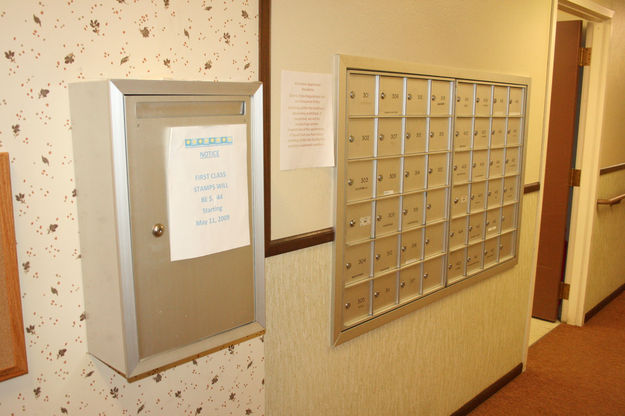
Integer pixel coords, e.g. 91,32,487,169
280,70,334,170
167,124,250,261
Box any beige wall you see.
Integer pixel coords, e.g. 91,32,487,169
597,0,625,168
266,0,552,414
585,170,625,313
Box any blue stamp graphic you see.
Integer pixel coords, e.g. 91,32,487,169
185,136,233,147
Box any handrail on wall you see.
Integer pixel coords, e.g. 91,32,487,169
597,193,625,206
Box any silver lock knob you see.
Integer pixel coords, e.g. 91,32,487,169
380,92,386,99
348,135,355,143
346,263,352,269
345,302,351,309
349,91,355,99
349,219,356,227
407,93,412,100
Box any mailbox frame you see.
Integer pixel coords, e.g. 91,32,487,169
69,80,265,380
333,55,530,346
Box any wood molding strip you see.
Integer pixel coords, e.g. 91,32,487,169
266,227,334,257
523,182,541,194
259,0,272,255
451,363,523,416
584,282,625,323
599,162,625,175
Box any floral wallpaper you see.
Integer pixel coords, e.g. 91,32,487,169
0,1,263,415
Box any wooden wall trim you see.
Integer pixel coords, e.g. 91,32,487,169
0,152,28,382
599,162,625,175
523,182,540,194
451,363,523,416
584,282,625,323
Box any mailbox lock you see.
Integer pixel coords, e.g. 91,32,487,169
349,219,356,227
152,223,166,237
400,281,406,288
404,170,410,178
423,273,429,279
474,131,478,136
349,91,355,99
375,254,381,260
345,302,351,309
467,256,472,262
453,165,458,171
376,215,382,222
491,130,496,135
401,245,407,252
484,250,488,255
378,174,384,181
429,131,435,138
348,135,355,143
476,97,480,103
426,204,431,209
450,231,455,237
468,225,473,231
448,264,453,270
501,216,505,221
507,129,511,134
470,195,475,200
378,134,384,141
402,209,408,216
431,95,436,101
346,262,352,269
380,92,385,99
407,93,412,100
472,162,477,168
493,98,497,103
490,160,494,166
456,96,461,102
428,168,433,174
488,191,492,196
425,239,430,244
374,291,380,297
455,131,460,137
500,244,504,250
454,198,459,204
348,178,354,186
405,132,411,139
505,159,510,163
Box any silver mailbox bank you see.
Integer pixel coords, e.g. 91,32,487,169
69,80,264,380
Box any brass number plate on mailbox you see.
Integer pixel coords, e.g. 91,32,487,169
333,55,529,345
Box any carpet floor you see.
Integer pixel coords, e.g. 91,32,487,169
469,291,625,415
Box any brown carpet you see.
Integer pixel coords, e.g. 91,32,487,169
469,291,625,416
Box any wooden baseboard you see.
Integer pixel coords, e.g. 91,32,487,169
451,363,523,416
584,282,625,323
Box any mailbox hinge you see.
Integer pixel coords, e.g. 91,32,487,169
579,47,592,66
569,168,581,187
559,282,571,300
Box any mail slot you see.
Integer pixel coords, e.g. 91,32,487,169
451,184,469,217
489,148,505,178
503,175,519,204
344,241,372,284
509,87,524,115
399,263,422,302
466,242,483,274
485,208,501,237
475,84,492,116
405,118,427,154
376,157,401,197
372,272,398,313
473,118,490,149
428,117,450,152
454,117,473,150
499,231,516,261
400,227,423,265
346,160,374,202
507,117,521,145
452,151,471,183
348,73,376,116
491,118,506,147
403,155,426,192
427,153,449,188
447,248,467,284
424,222,445,258
375,196,400,237
492,86,508,116
343,280,371,326
430,80,452,116
505,146,520,174
468,212,485,242
401,192,424,228
425,188,447,223
501,203,517,232
422,256,444,294
449,216,467,250
379,76,403,115
347,118,375,159
377,118,402,156
470,181,486,212
406,78,429,115
471,150,488,181
455,82,474,116
487,178,503,208
483,236,499,267
373,234,399,274
345,201,373,243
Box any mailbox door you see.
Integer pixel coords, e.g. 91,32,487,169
399,263,422,302
455,82,474,116
372,272,398,313
343,281,371,326
377,118,402,156
430,80,452,115
347,118,375,159
376,158,401,197
406,78,429,115
405,118,427,154
401,192,424,228
346,160,374,202
454,118,473,150
379,76,403,115
345,201,373,243
348,73,376,115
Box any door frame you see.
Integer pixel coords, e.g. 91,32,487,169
523,0,613,361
